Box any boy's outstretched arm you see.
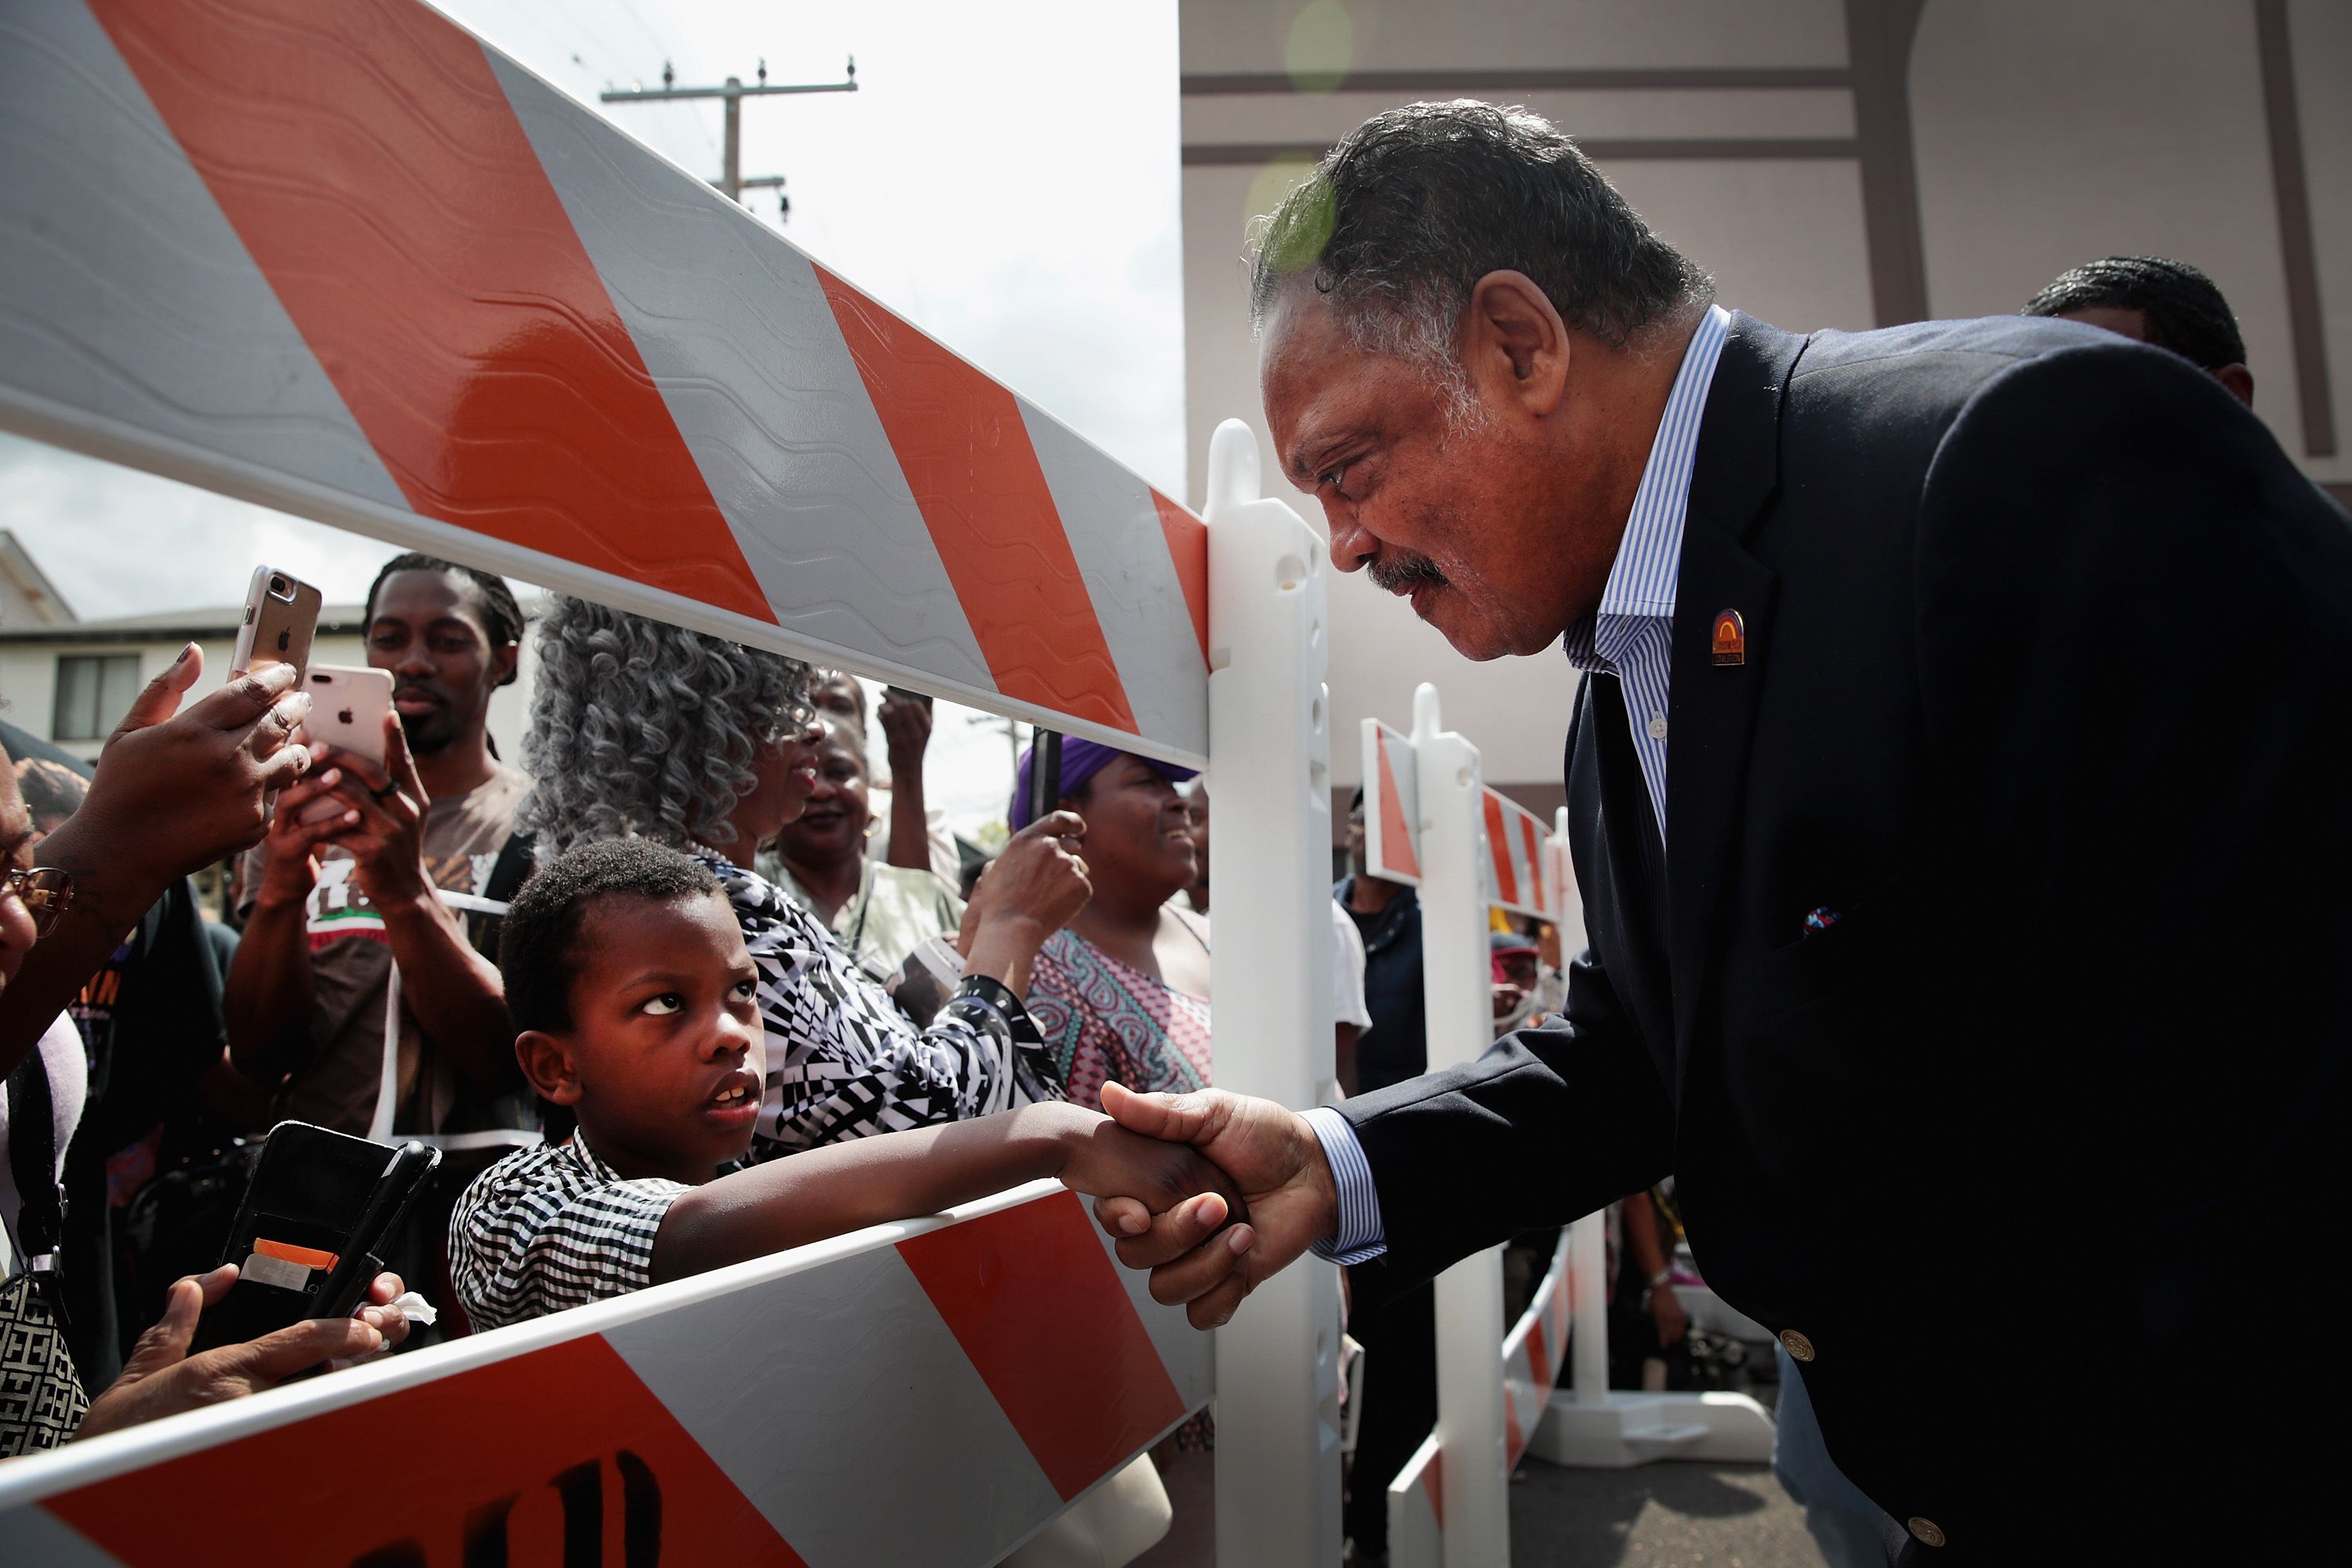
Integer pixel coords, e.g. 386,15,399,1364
650,1102,1248,1283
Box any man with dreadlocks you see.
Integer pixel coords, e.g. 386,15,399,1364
228,554,535,1181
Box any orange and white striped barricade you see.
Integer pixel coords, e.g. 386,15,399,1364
0,0,1339,1559
1523,820,1776,1471
0,1181,1207,1566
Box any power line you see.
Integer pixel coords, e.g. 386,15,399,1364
601,54,857,220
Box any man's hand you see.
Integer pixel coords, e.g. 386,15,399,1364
76,1265,409,1440
1090,1083,1339,1330
316,713,435,909
67,646,313,887
251,757,359,906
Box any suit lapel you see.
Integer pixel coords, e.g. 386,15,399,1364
1666,315,1806,1084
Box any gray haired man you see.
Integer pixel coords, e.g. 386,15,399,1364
1094,101,2351,1562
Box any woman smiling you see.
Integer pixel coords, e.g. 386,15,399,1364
1011,739,1210,1109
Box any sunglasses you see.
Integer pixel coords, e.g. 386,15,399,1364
5,867,71,938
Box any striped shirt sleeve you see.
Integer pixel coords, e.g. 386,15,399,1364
1301,1105,1387,1265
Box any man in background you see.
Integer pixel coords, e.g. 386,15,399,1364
2024,255,2254,406
228,555,533,1325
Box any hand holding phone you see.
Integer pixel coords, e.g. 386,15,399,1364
232,566,322,684
193,1123,440,1356
296,666,394,825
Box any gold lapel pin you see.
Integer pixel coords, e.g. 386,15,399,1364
1711,608,1746,666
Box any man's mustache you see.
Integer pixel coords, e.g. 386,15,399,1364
1367,551,1448,596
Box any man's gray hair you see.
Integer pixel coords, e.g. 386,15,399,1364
517,594,809,858
1249,101,1711,367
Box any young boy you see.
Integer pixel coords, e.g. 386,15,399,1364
450,838,1241,1330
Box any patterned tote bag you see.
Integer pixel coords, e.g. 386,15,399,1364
0,1051,89,1454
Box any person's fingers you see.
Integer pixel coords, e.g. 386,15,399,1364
114,642,205,734
379,713,425,802
1142,1220,1255,1310
194,1262,241,1308
220,1316,383,1387
1185,1265,1258,1331
270,766,347,819
1093,1194,1152,1237
1100,1081,1221,1149
1033,810,1087,844
1118,1192,1233,1272
366,1272,405,1308
259,733,317,793
116,1276,205,1381
194,659,300,731
325,742,393,795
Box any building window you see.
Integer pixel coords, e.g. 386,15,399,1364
53,653,141,742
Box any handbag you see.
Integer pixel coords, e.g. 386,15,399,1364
0,1051,90,1454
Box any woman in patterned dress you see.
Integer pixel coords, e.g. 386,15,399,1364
1012,740,1209,1111
517,597,1091,1152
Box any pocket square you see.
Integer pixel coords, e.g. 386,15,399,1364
1802,906,1842,938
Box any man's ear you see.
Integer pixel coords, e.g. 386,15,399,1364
1462,270,1571,419
2212,363,2255,409
516,1029,583,1105
492,641,522,691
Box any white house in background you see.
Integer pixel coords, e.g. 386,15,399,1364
0,531,76,631
0,542,543,764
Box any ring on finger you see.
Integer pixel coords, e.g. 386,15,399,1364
370,783,401,804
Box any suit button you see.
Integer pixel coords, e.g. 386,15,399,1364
1778,1329,1816,1362
1907,1517,1947,1548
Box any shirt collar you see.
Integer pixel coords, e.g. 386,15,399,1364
1563,303,1733,671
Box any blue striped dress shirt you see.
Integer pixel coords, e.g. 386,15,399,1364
1304,304,1733,1266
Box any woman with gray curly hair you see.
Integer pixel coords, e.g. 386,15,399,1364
518,594,1094,1149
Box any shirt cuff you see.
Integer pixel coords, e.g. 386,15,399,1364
951,974,1042,1043
1301,1105,1387,1265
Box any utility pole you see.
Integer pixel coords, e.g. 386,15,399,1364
601,55,856,219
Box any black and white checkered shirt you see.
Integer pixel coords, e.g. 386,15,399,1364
448,1136,688,1331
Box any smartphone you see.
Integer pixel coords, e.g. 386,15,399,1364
231,565,323,686
192,1122,440,1355
296,665,394,824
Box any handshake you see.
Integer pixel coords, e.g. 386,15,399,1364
1068,1083,1340,1330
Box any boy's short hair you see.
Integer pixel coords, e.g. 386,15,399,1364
498,838,724,1035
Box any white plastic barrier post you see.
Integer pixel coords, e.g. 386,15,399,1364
1203,419,1343,1566
1406,683,1514,1564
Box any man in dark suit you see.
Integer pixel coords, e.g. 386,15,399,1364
1094,101,2350,1559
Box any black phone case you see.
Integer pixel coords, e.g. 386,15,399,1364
191,1122,439,1354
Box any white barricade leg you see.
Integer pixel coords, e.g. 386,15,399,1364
1203,419,1342,1566
1570,1208,1609,1402
1384,1433,1446,1568
1409,684,1512,1564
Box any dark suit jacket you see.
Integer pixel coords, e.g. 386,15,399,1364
1336,313,2352,1556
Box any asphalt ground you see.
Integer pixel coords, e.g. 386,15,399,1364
1511,1458,1831,1568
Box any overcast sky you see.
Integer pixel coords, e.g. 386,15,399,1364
0,1,1183,826
0,0,1185,621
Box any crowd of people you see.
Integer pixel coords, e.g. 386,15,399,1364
0,233,2294,1563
